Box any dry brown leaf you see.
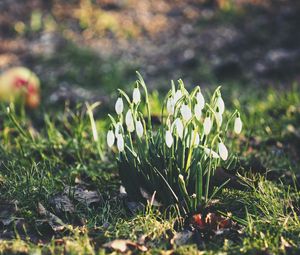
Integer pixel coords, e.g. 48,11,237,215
103,239,147,253
37,203,65,232
64,185,102,206
170,230,194,246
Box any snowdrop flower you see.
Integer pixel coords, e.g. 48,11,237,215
136,119,144,138
125,109,135,133
132,86,141,104
173,118,183,139
196,91,205,110
216,96,225,114
215,111,223,127
114,122,123,138
203,117,212,135
166,97,175,115
234,116,242,134
117,136,124,152
194,103,202,120
204,148,220,158
180,104,192,122
165,130,173,148
106,130,115,148
218,142,228,160
115,97,124,115
174,90,182,104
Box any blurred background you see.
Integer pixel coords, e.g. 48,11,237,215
1,0,300,108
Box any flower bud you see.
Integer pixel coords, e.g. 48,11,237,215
204,148,219,158
136,120,144,138
196,91,205,109
180,104,192,122
125,109,135,133
218,142,228,160
174,90,182,104
132,87,141,104
203,117,212,135
117,136,124,152
165,130,173,148
234,116,242,134
166,97,175,115
114,122,123,138
107,130,115,148
194,103,202,120
216,96,225,114
216,111,223,127
115,97,124,115
173,118,183,139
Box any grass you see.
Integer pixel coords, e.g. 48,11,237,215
0,82,300,254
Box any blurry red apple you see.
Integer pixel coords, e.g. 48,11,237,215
0,67,40,108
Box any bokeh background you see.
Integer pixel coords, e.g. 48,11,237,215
1,0,300,107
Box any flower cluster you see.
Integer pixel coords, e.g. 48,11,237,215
107,74,243,214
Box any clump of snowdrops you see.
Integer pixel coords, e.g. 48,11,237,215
107,73,243,215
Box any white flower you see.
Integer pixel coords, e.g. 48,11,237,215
106,130,115,148
132,87,141,104
166,97,175,115
215,111,223,127
216,96,225,114
125,109,135,133
117,136,124,152
136,120,144,138
180,104,192,122
114,122,123,138
115,97,124,115
194,103,202,120
204,148,219,158
234,116,242,134
174,90,182,104
173,118,183,139
218,142,228,160
196,91,205,109
165,130,173,148
203,117,212,135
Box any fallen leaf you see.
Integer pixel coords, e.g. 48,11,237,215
103,239,147,253
37,203,65,232
0,200,18,226
50,194,75,214
64,185,102,206
170,230,194,246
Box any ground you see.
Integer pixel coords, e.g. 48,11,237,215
0,0,300,254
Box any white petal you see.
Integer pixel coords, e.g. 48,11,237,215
218,142,228,160
115,122,123,138
165,130,173,148
203,117,212,135
194,103,202,120
174,90,182,104
234,117,242,134
106,130,115,148
204,148,219,158
216,111,223,127
174,118,184,139
180,104,192,122
117,136,124,152
136,120,144,138
196,91,205,109
125,110,135,132
166,97,175,115
216,96,225,114
115,97,124,115
132,87,141,104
